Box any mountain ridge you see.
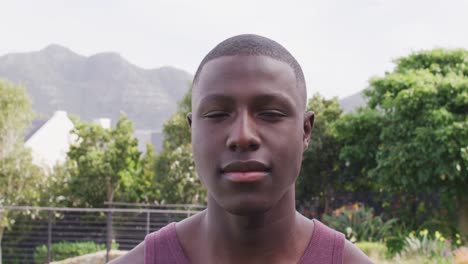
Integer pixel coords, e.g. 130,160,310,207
0,44,365,130
0,45,192,130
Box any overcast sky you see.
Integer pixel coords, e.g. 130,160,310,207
1,0,467,99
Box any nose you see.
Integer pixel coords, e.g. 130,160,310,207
226,111,260,152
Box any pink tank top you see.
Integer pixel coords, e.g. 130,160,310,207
144,219,345,264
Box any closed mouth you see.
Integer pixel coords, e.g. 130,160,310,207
221,160,270,173
221,160,270,183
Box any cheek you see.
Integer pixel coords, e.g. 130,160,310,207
192,139,210,187
191,123,220,171
268,125,304,176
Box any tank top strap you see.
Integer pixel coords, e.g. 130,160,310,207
299,219,345,264
144,222,190,264
145,220,344,264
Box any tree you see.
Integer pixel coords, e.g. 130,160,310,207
337,49,468,237
296,94,343,210
0,79,44,263
67,114,148,207
120,143,159,203
154,89,207,204
332,107,384,192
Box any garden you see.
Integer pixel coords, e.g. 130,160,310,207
312,202,468,263
293,48,468,263
1,47,467,263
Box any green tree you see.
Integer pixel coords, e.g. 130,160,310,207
154,89,207,204
67,114,148,207
120,143,159,203
161,86,192,150
0,79,44,263
297,94,343,209
337,49,468,237
332,107,384,192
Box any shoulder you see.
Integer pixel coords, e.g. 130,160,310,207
108,241,145,264
343,240,374,264
109,221,179,264
311,220,373,263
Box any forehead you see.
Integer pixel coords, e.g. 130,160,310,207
193,55,301,108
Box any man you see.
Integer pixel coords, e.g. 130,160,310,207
111,34,372,263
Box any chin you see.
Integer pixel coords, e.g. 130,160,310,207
219,196,274,216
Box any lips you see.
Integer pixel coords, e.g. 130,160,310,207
221,160,270,182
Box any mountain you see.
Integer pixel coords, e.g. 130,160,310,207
0,44,192,130
338,90,367,112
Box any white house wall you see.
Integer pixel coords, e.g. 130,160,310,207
25,111,75,170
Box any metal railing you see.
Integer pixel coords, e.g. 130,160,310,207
1,204,204,264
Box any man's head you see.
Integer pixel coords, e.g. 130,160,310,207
189,34,314,215
193,34,307,110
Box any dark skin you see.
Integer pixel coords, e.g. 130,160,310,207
180,55,314,263
110,55,372,264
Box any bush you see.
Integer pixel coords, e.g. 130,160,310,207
322,203,397,242
397,229,454,263
385,232,408,257
34,241,119,263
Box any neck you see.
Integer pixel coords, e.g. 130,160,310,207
202,187,303,259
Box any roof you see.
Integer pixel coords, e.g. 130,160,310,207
25,119,48,141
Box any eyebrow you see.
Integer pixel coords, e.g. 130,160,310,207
197,93,295,109
198,94,234,106
251,94,294,107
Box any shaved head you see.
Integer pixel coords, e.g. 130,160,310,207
192,34,307,108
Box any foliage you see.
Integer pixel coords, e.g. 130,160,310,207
67,114,154,207
34,241,118,263
377,191,458,237
322,203,397,242
38,163,73,207
154,89,206,204
0,79,34,158
123,143,159,203
155,144,204,204
335,48,468,236
397,229,455,263
385,222,413,257
0,79,46,263
297,94,383,215
0,79,43,208
367,70,466,195
332,107,383,192
355,231,463,263
161,89,191,151
297,94,343,205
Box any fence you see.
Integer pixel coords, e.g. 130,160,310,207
1,204,205,264
2,193,447,263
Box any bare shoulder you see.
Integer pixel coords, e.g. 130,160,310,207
343,240,374,264
108,241,145,264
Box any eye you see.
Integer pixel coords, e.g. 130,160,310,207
203,111,230,119
258,110,287,121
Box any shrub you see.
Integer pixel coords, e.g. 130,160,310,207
322,203,397,242
34,240,119,263
398,229,454,262
384,222,414,257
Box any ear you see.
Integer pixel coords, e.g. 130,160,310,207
187,112,193,128
303,111,315,151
